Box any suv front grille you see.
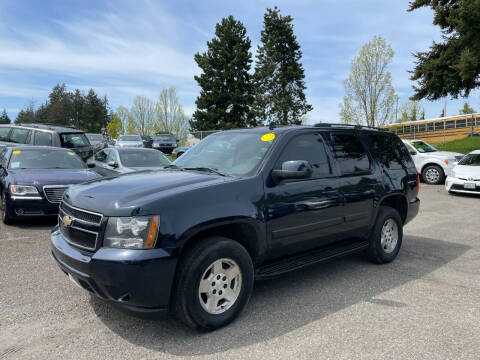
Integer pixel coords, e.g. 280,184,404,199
60,202,102,225
58,201,103,251
43,186,69,204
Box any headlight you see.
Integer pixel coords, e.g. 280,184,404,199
104,216,159,249
10,185,39,196
450,170,456,178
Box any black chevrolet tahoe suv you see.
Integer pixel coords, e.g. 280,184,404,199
51,124,420,330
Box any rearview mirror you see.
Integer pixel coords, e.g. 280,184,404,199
108,161,118,168
272,160,313,183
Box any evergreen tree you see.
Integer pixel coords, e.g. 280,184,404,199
191,15,255,131
0,109,10,124
253,7,312,126
46,84,73,125
409,0,480,100
14,102,36,124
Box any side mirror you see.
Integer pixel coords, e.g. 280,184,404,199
272,160,313,183
409,151,417,156
108,161,118,168
87,163,96,168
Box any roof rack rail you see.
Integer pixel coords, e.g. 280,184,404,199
313,123,387,131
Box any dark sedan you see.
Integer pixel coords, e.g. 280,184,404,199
87,147,171,177
0,146,101,224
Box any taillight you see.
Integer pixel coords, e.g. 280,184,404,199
415,170,420,197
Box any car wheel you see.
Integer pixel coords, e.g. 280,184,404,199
366,206,403,264
1,191,13,225
422,165,445,185
172,236,254,331
176,152,184,158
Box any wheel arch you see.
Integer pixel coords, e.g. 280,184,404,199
377,193,408,224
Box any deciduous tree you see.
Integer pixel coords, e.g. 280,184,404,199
397,101,425,123
340,35,396,127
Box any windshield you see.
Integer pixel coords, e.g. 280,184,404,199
174,131,275,176
119,135,141,141
60,133,90,148
154,135,175,141
410,141,437,153
86,134,103,141
119,150,171,167
9,149,86,169
458,154,480,166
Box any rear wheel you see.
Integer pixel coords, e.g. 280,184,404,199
172,236,254,331
366,206,403,264
1,191,13,225
422,165,445,185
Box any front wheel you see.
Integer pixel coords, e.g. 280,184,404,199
172,236,254,331
366,206,403,264
422,165,445,185
1,191,13,225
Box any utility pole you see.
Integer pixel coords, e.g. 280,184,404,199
443,97,447,118
395,95,399,122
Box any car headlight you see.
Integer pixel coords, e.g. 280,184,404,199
10,185,39,196
104,216,159,249
450,170,456,178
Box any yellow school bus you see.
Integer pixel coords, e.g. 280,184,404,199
382,113,480,143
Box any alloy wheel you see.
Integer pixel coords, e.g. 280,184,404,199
380,218,398,254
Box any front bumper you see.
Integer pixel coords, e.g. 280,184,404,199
50,227,177,315
445,177,480,195
7,194,59,217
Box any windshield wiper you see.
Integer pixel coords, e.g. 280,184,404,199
183,167,226,177
164,164,183,170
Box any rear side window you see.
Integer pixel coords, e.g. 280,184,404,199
34,131,52,146
60,133,89,148
276,133,332,178
0,127,10,141
368,134,409,170
9,128,32,144
328,133,371,175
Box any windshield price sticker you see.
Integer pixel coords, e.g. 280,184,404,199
67,151,75,155
261,133,275,142
12,150,22,155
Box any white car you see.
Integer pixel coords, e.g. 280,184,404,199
115,135,144,148
445,150,480,195
402,139,464,185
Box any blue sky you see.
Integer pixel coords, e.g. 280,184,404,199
0,0,478,124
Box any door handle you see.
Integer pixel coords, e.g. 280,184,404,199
303,200,333,209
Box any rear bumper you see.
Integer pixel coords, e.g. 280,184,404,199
50,227,178,314
405,197,420,225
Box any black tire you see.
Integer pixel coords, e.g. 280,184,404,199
1,191,13,225
171,236,254,331
366,206,403,264
422,164,445,185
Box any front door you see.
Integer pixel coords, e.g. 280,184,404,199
265,132,344,259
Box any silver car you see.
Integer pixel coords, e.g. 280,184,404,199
116,135,144,148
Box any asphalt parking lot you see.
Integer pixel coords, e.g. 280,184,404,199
1,185,479,360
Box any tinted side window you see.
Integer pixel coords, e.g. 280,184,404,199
368,134,406,170
0,127,11,141
328,133,371,175
94,150,108,162
9,128,32,144
34,131,52,146
276,133,331,178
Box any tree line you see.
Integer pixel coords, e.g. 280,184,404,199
12,84,110,133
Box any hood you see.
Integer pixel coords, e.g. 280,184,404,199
123,166,167,172
452,165,480,180
64,170,234,215
9,169,101,187
425,151,464,160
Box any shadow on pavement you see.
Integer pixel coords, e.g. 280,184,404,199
90,235,469,356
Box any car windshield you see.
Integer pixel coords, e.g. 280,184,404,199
86,134,103,141
458,154,480,166
119,150,171,167
119,135,141,141
9,149,86,169
410,141,437,153
154,135,175,141
60,133,90,148
173,131,275,176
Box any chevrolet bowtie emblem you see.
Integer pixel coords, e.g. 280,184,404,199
62,215,73,227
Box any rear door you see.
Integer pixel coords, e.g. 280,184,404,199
323,131,379,239
8,128,32,145
265,131,344,258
